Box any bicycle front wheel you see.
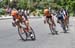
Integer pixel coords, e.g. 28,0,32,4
18,27,27,41
30,27,36,40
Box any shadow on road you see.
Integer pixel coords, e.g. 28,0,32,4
18,39,36,42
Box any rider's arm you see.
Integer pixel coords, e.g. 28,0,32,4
43,10,47,21
43,15,46,24
11,12,15,21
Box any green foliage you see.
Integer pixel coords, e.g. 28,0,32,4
30,7,36,12
17,0,27,9
50,0,75,16
0,8,6,15
0,0,75,16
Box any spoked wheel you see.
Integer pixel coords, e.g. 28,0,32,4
29,27,36,40
18,27,27,41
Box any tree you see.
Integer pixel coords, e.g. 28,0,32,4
17,0,27,9
0,0,9,7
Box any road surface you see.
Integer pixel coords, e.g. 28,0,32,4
0,17,75,48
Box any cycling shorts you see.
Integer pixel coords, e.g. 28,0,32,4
57,15,64,20
46,16,52,18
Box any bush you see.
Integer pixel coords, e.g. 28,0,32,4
0,8,6,15
30,7,36,12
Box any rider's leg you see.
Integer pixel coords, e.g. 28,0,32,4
66,16,69,28
66,18,68,28
24,20,31,32
50,17,58,34
67,16,69,25
65,16,69,31
50,17,56,26
24,20,33,36
64,16,68,30
61,19,67,33
65,15,69,31
47,18,55,34
49,24,53,33
15,20,24,32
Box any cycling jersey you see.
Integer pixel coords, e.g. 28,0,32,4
11,10,22,19
57,15,63,20
22,11,28,20
56,10,64,20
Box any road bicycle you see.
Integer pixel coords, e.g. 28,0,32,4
12,21,36,41
58,19,67,33
44,18,58,35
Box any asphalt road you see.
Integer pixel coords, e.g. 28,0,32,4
0,17,75,48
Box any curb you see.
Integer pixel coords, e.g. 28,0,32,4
0,16,43,20
0,16,12,20
0,18,12,20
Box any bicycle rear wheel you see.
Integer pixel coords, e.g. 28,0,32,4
18,27,27,41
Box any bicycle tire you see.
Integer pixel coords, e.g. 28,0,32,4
18,27,27,41
30,27,36,40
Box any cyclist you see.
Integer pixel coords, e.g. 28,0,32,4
63,9,69,30
56,8,68,33
44,7,58,35
20,9,31,32
11,8,31,33
60,9,69,31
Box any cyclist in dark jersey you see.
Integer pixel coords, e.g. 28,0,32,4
63,9,69,30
